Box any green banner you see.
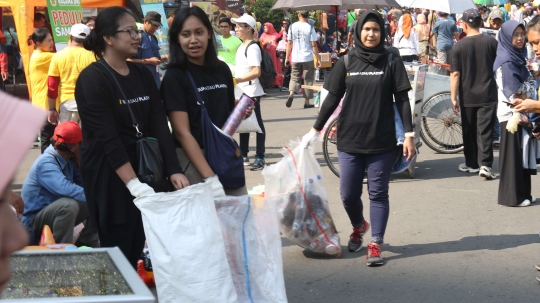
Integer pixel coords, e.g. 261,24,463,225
46,0,83,51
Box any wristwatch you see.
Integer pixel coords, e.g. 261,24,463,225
405,132,415,138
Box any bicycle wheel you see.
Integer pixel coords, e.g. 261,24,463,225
420,92,464,154
322,117,340,178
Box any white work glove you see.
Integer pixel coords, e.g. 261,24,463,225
126,178,155,198
506,110,520,134
301,128,320,148
205,175,226,199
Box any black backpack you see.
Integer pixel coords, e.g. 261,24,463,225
245,40,277,88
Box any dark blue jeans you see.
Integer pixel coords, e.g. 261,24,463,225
338,150,395,244
240,97,266,159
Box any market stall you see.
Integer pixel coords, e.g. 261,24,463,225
0,0,124,94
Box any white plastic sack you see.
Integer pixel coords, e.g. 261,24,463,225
134,183,238,303
215,195,288,303
262,141,341,257
236,113,263,133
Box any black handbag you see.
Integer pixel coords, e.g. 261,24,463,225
98,60,167,189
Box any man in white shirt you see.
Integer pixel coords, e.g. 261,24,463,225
284,10,321,109
232,15,267,171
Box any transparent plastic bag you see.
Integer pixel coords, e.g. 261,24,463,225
215,195,288,303
262,141,341,257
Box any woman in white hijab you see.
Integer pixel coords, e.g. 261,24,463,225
511,5,524,23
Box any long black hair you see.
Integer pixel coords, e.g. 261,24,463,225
83,6,132,59
166,6,220,70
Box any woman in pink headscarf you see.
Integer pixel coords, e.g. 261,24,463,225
414,14,430,63
260,22,283,87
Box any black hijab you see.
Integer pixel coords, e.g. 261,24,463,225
352,10,387,63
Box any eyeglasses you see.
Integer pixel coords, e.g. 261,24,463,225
512,33,526,39
150,23,162,29
237,24,251,29
116,29,143,39
219,26,231,29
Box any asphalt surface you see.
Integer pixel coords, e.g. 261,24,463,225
11,87,540,302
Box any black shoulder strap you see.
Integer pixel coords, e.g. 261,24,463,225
98,60,143,137
244,40,259,58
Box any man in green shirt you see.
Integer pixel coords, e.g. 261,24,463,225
218,17,242,67
347,10,357,32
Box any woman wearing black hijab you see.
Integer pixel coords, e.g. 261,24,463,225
301,11,415,266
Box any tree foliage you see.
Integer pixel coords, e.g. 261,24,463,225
243,0,286,31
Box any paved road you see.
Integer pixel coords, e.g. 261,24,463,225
11,88,540,302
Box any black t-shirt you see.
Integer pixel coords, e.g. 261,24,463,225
75,61,181,229
160,61,235,149
450,34,498,107
315,53,411,154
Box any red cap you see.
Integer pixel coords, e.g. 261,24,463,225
53,121,82,144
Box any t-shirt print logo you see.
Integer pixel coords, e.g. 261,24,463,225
119,96,150,105
347,71,384,77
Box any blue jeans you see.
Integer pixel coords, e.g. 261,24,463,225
338,150,395,244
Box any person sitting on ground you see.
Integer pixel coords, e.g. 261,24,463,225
21,121,99,246
322,36,334,53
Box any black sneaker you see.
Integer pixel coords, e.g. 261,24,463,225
243,156,250,166
286,95,294,108
304,103,315,109
250,158,265,171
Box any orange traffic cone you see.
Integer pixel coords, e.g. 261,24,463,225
39,225,55,246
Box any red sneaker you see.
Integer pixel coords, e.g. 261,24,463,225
366,243,384,266
347,220,370,252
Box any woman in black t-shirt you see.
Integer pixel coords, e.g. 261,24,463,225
301,11,415,267
75,7,188,268
161,7,250,197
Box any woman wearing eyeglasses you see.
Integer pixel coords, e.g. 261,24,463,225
495,21,537,207
75,6,188,268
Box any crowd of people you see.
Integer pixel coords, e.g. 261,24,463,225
4,1,540,295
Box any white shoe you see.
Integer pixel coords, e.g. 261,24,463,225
518,199,531,207
458,163,480,173
479,166,496,180
532,196,537,203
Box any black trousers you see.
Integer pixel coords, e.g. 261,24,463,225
498,122,534,206
461,103,496,168
40,121,57,153
240,97,266,159
98,201,145,269
280,52,291,88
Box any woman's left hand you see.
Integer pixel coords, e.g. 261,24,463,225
403,137,416,162
170,173,190,190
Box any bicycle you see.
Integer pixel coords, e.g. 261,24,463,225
322,117,340,178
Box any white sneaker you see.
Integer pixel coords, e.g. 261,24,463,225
479,166,496,180
518,199,531,207
532,196,537,203
458,163,480,173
